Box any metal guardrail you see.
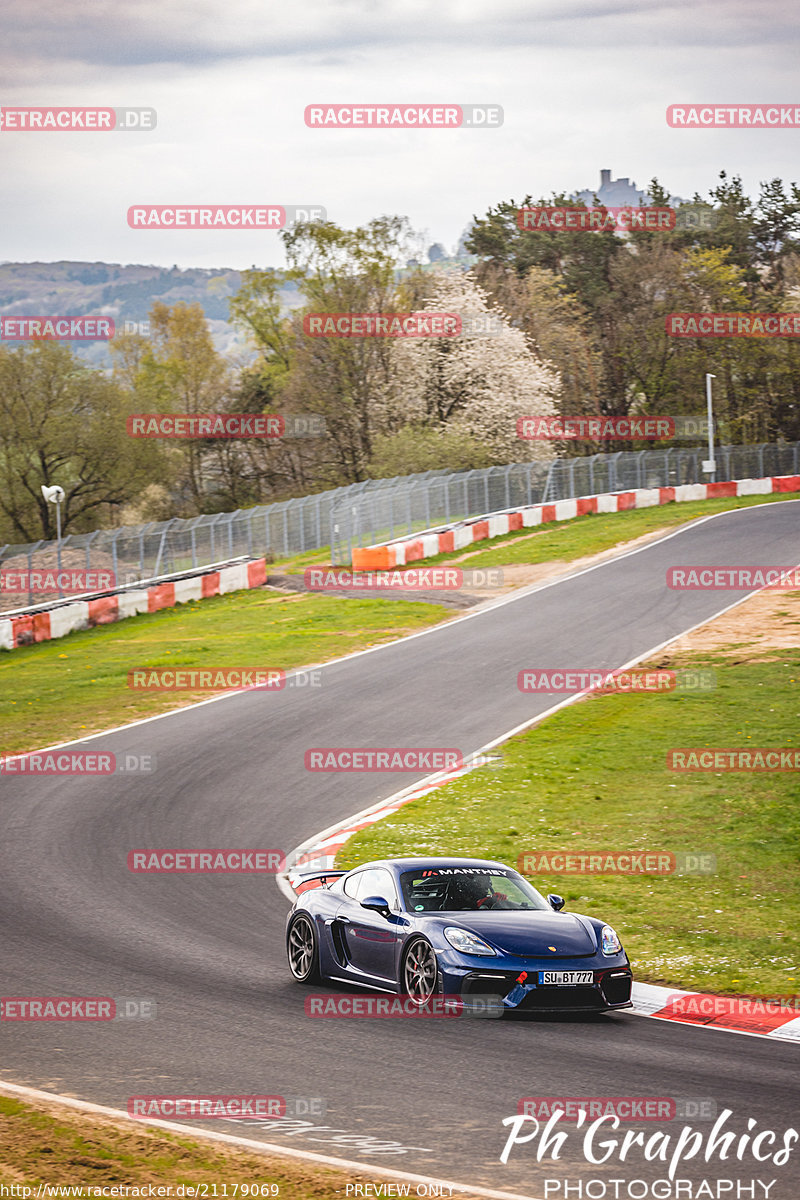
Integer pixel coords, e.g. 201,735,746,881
0,558,253,621
1,443,798,597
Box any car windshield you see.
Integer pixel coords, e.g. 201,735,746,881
399,867,550,912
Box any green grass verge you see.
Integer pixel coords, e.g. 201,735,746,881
0,1093,492,1199
0,590,449,754
337,648,800,997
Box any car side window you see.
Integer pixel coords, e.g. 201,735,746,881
355,868,397,907
343,872,363,898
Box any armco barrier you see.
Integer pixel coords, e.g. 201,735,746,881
0,558,267,653
351,476,800,570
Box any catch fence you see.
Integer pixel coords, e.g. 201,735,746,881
2,442,798,606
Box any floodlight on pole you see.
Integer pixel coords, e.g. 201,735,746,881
41,484,65,598
702,374,716,482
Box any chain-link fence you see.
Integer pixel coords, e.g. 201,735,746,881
329,441,800,564
0,469,452,611
2,442,798,608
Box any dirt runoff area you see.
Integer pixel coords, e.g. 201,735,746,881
658,585,800,663
0,1086,493,1200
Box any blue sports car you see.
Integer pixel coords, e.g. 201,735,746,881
285,857,633,1013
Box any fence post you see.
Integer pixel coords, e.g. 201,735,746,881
637,449,648,488
85,531,99,573
331,510,340,566
27,543,35,607
152,520,175,578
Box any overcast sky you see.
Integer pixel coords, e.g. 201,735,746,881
2,0,798,271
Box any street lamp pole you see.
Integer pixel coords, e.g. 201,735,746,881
702,373,717,483
41,484,66,598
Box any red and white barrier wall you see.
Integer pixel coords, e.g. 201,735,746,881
0,559,267,653
351,476,800,570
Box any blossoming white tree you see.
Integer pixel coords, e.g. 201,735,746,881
382,269,560,465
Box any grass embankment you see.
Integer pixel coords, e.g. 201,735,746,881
0,1093,489,1199
0,590,449,755
338,648,800,997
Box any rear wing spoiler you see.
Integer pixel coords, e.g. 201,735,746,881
287,867,347,893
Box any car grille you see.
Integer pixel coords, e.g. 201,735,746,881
461,972,517,1000
516,986,602,1011
461,968,632,1010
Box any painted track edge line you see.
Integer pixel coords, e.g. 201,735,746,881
0,1080,542,1200
623,1007,800,1044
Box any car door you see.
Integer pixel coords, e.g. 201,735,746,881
335,868,403,982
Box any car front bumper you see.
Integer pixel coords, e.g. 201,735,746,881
436,951,633,1012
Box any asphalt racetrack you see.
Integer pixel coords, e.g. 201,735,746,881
2,502,799,1197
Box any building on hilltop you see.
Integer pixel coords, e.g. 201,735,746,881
574,168,684,208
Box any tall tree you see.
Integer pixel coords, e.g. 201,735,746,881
0,342,158,543
114,301,232,512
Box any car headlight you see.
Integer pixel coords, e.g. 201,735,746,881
444,927,497,956
601,925,622,955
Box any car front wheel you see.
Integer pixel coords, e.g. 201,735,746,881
287,913,321,983
402,937,438,1006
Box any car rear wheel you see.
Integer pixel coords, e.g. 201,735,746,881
402,937,438,1006
287,913,321,983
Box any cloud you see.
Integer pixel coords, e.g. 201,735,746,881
1,0,799,270
5,0,798,76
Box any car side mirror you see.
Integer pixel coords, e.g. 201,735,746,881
361,895,391,915
547,894,565,911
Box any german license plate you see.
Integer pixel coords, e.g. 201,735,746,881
538,970,594,986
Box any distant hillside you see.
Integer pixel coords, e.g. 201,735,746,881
0,261,302,366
